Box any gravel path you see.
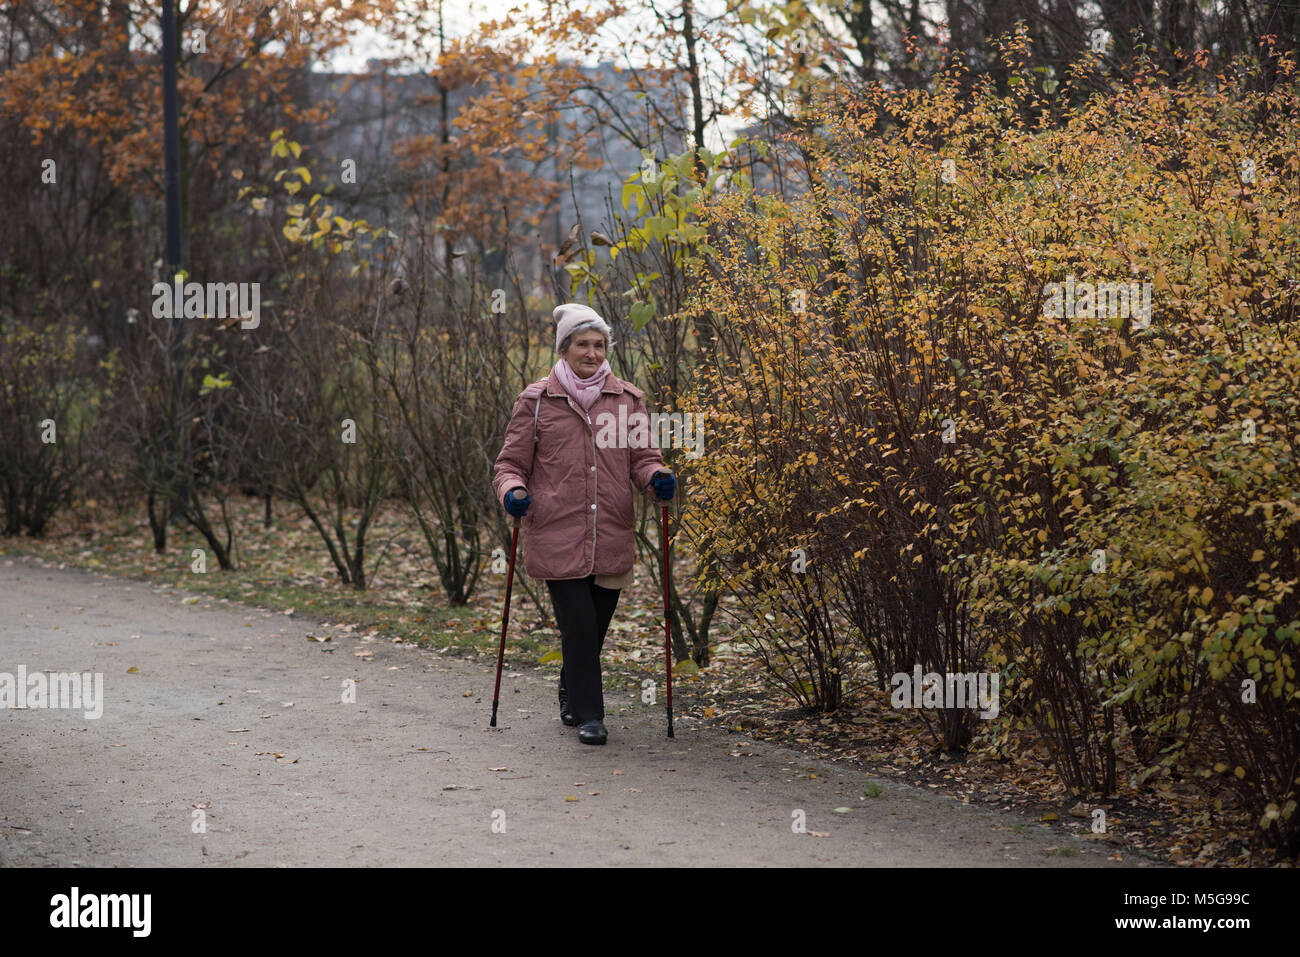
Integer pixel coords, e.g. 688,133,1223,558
0,558,1136,867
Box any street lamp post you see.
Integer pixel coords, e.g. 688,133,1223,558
162,0,189,514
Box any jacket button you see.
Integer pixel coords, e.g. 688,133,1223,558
590,466,595,471
590,503,596,509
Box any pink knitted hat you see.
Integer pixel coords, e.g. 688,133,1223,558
554,302,614,353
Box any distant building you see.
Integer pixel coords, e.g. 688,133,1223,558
304,59,685,298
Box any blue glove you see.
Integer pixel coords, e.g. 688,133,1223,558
651,471,676,501
504,488,531,517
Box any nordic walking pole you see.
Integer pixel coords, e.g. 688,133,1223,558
490,490,524,728
661,501,674,739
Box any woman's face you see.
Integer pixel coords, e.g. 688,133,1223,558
564,330,606,377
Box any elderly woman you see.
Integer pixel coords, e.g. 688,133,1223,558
492,303,675,745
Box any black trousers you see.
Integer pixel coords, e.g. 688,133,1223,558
546,575,621,723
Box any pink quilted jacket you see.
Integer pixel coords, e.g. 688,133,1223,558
492,366,666,580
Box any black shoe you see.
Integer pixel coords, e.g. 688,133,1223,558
578,719,607,745
558,671,577,725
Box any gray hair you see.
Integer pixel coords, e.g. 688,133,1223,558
559,318,615,355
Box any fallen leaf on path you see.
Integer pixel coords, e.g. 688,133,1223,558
1041,811,1059,822
489,767,509,772
354,650,374,659
612,770,624,775
126,667,139,673
226,729,251,733
564,795,578,801
808,830,830,838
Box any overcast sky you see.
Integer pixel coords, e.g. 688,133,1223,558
323,0,667,73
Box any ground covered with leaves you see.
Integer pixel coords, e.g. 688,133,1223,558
3,496,1284,868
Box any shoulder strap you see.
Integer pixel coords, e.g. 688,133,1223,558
533,393,541,446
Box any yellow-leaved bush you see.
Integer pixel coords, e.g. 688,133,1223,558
678,48,1300,853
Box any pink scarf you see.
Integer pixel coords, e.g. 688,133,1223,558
553,357,612,411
